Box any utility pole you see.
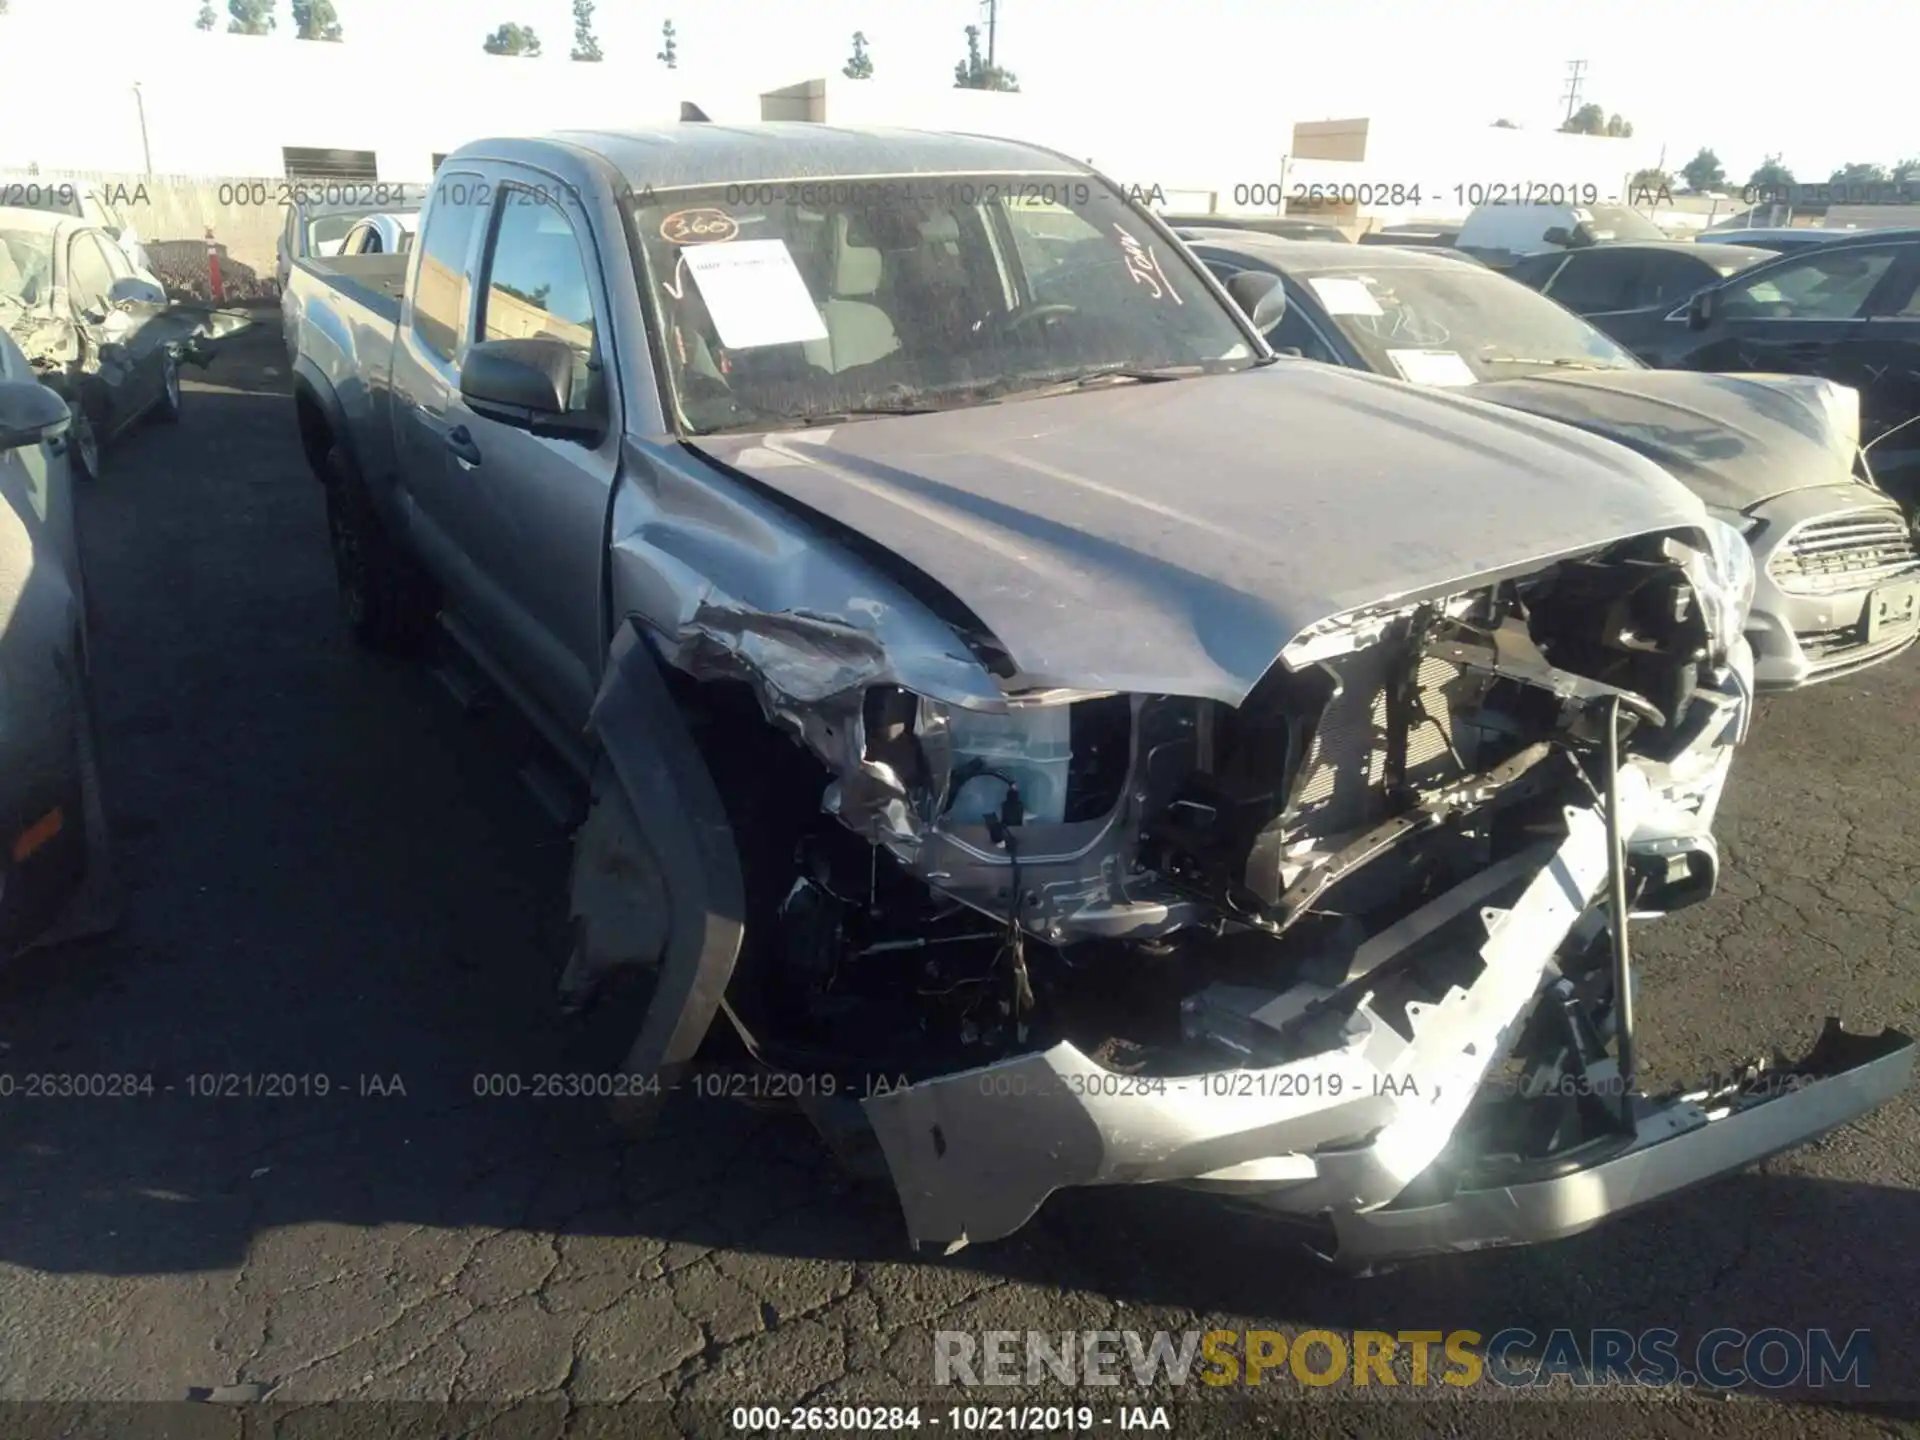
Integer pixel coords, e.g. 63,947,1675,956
132,82,153,174
982,0,998,67
1560,59,1586,126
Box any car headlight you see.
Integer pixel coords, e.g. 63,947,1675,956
1693,518,1757,664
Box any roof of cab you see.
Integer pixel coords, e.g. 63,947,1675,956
445,123,1090,193
1183,232,1480,271
0,206,80,238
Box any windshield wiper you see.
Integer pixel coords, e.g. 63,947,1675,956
1479,357,1617,370
984,364,1203,404
775,404,942,427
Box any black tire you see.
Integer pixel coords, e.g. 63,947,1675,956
150,350,182,426
321,446,438,654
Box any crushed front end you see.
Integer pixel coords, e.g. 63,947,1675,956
601,520,1912,1262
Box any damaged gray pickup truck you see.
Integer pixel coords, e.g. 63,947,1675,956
286,124,1913,1268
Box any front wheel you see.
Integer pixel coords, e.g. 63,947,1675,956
321,447,438,655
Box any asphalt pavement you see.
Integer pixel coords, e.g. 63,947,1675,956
0,317,1915,1437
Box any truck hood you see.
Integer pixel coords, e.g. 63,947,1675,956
1467,369,1865,514
692,362,1704,706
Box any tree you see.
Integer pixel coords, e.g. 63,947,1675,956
1829,161,1889,184
954,23,1017,91
291,0,341,41
1560,103,1605,134
195,1,218,28
843,29,873,79
570,0,601,60
1680,148,1726,191
657,18,676,68
1894,158,1920,183
227,0,275,35
483,22,541,55
1490,118,1519,129
1604,113,1633,138
1630,168,1671,191
1747,154,1794,189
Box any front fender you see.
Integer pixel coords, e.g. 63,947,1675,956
563,620,745,1125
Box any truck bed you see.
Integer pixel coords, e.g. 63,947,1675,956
297,254,408,325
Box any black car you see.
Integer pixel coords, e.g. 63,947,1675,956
1158,213,1351,243
1505,242,1771,324
1359,223,1462,248
1636,229,1920,503
1698,228,1862,256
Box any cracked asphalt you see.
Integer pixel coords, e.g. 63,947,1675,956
0,317,1915,1436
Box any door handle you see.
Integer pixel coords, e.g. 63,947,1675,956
444,425,483,467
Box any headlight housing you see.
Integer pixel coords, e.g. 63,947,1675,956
1693,518,1757,665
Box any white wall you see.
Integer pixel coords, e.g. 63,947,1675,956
0,21,746,182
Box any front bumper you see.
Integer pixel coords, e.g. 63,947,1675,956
854,652,1911,1259
1744,488,1920,689
1314,1020,1913,1269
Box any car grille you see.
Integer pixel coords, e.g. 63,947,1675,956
1767,508,1920,597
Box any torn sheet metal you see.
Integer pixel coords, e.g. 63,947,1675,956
862,800,1618,1252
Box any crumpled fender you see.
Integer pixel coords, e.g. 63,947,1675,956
564,619,745,1121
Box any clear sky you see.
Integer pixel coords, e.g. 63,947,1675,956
9,0,1913,182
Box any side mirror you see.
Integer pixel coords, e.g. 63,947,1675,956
460,338,603,442
1224,270,1288,332
1688,288,1717,330
109,275,166,308
1542,226,1573,247
0,381,72,453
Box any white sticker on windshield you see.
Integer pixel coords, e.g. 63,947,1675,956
683,239,828,350
1306,276,1383,316
1386,349,1478,387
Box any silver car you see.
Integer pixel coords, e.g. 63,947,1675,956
0,326,116,957
1187,235,1920,688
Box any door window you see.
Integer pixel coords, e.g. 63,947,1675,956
411,176,486,365
1634,251,1716,308
1720,247,1900,320
1543,250,1643,313
478,190,600,411
1505,252,1569,293
67,233,116,318
1875,253,1920,317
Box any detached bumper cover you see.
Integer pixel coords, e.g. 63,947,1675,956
1321,1020,1914,1269
860,727,1911,1258
865,800,1619,1252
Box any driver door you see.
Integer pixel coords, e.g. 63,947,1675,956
1682,244,1908,397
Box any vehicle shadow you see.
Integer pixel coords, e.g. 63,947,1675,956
0,324,1913,1410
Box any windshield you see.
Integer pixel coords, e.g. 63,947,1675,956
631,175,1257,434
1577,205,1668,243
0,227,57,308
1295,262,1642,383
